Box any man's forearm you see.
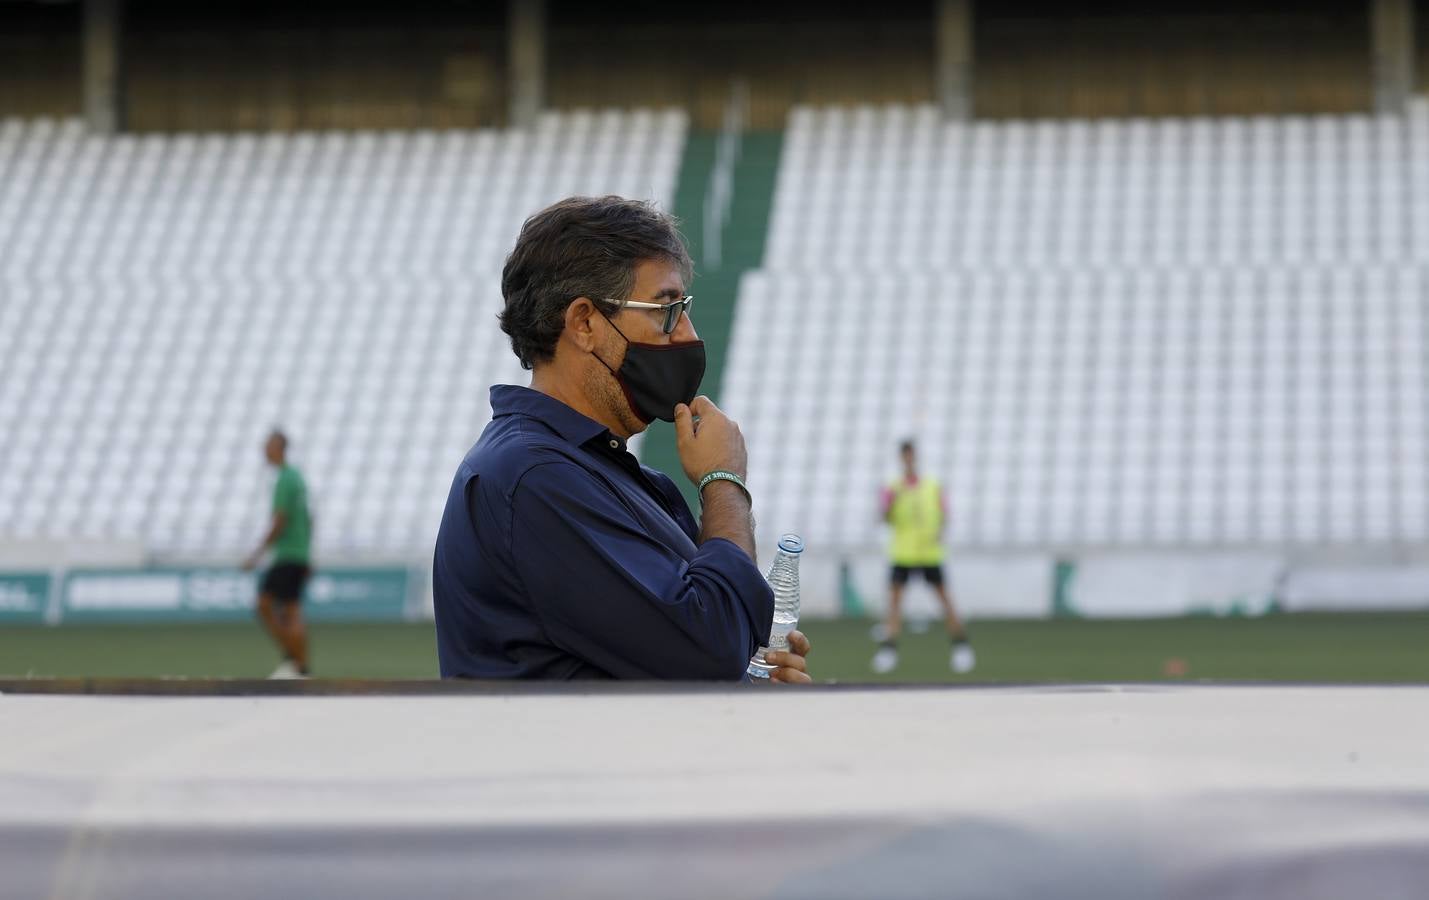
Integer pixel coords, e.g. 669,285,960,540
697,481,757,563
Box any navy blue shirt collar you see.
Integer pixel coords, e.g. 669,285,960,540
490,384,627,453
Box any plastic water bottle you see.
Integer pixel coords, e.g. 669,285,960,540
747,533,804,679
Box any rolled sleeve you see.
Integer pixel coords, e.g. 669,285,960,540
506,461,774,680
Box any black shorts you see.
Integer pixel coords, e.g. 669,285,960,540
890,565,945,586
260,562,311,603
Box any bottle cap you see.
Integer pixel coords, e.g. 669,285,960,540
777,533,804,554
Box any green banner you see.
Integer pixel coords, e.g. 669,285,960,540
61,567,412,623
0,573,50,623
305,567,412,621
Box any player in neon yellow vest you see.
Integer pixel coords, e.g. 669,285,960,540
872,440,974,674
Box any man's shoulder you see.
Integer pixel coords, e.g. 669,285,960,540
274,466,301,495
888,477,939,491
463,416,588,492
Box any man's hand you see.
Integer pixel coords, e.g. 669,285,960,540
673,396,747,486
762,630,812,684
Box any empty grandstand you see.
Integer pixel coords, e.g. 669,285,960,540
0,110,686,561
725,99,1429,613
767,103,1429,270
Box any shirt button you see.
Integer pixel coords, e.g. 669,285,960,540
609,439,619,449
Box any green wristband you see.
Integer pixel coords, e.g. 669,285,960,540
698,470,751,505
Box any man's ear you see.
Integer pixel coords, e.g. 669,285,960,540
564,297,599,353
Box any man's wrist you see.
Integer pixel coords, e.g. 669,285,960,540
698,470,751,506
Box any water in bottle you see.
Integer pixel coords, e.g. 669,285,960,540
747,533,804,679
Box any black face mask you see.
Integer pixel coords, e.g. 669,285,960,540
595,313,706,424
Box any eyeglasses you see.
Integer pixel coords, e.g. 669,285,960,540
604,295,694,335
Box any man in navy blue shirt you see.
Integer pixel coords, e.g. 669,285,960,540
433,196,811,681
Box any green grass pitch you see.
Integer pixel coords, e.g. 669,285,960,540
1,613,1426,683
